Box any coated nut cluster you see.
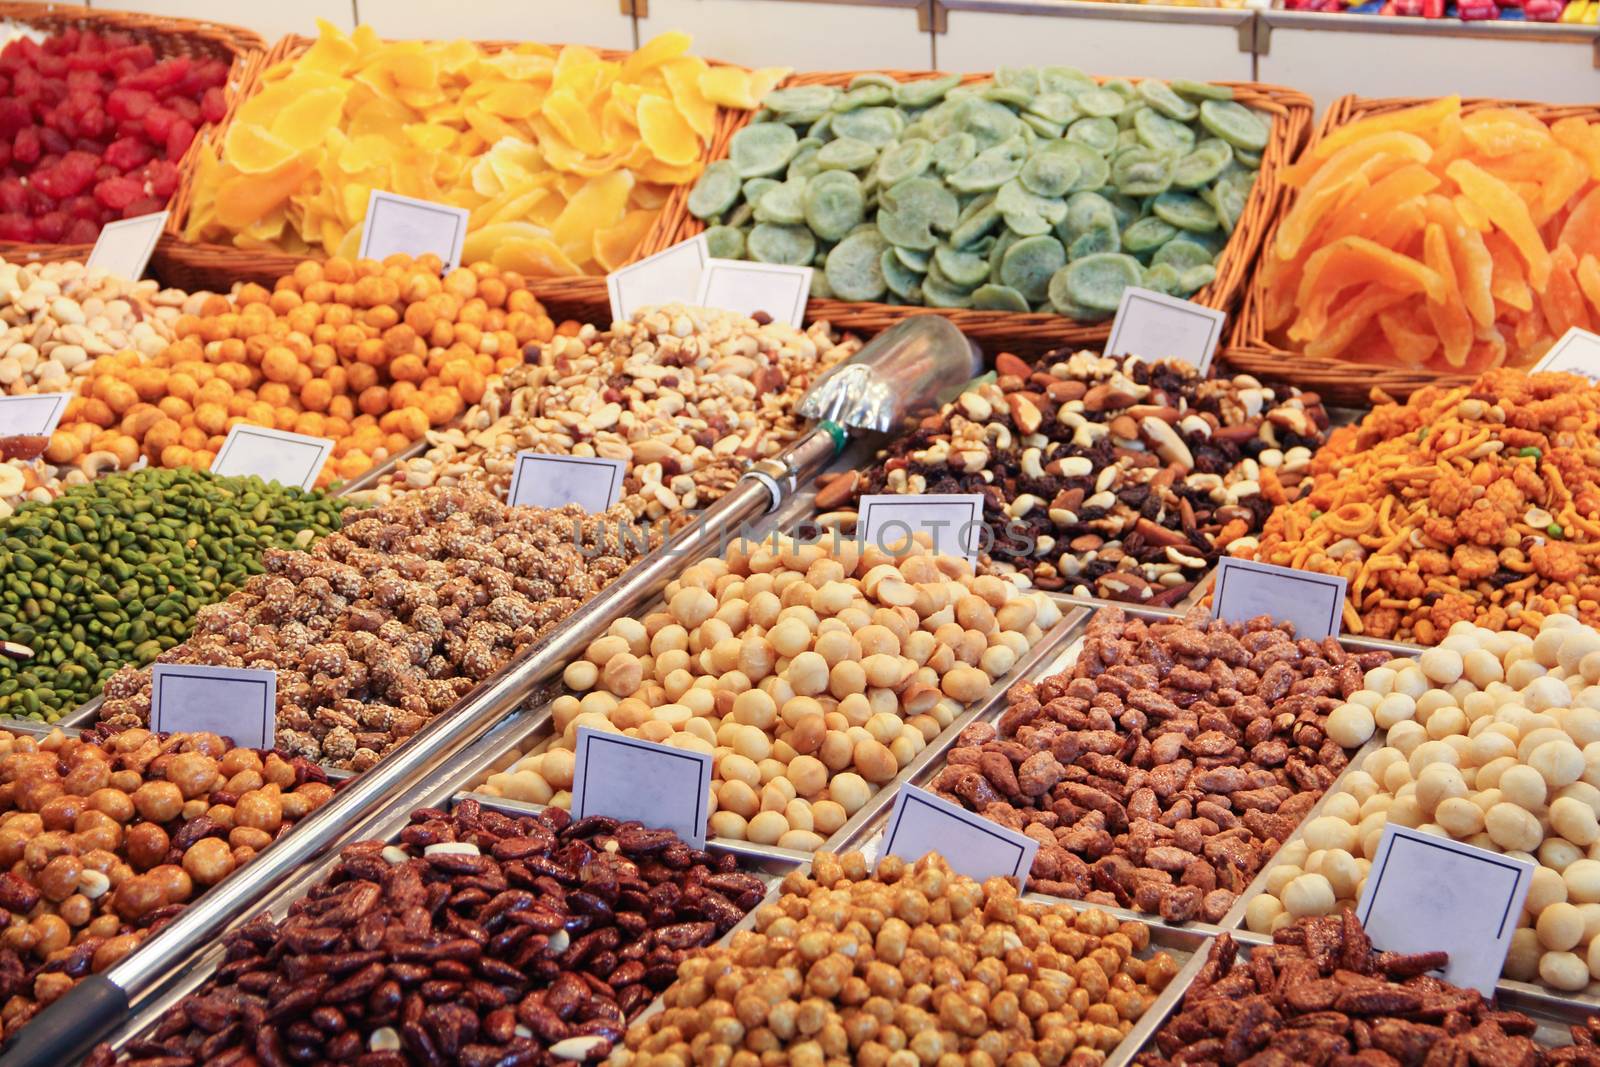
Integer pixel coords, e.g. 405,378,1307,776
91,802,759,1067
97,487,655,769
816,351,1329,603
478,533,1063,852
930,606,1388,923
0,727,333,1041
0,258,196,394
1248,614,1600,994
366,305,860,522
1136,915,1555,1066
617,850,1179,1067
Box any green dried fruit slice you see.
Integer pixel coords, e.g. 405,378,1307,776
1020,113,1064,140
1172,140,1232,189
1040,66,1096,93
1110,148,1173,198
824,228,889,301
995,66,1041,95
1020,152,1080,199
1136,79,1199,122
877,176,959,250
949,197,1001,249
971,283,1029,312
1152,191,1218,233
1068,224,1120,259
894,74,962,109
996,179,1066,225
1000,234,1066,304
1141,262,1181,295
1152,236,1215,271
881,247,923,300
816,137,879,172
833,83,893,112
921,273,974,308
1065,190,1117,236
1234,147,1263,168
1134,109,1196,155
932,132,978,176
1178,264,1217,294
877,139,933,186
1036,141,1109,193
755,178,808,225
804,171,865,241
1076,89,1126,118
747,223,817,266
688,160,741,219
1121,215,1179,255
894,245,931,272
984,84,1033,109
1026,93,1080,126
934,244,991,288
730,123,799,178
834,106,904,147
703,225,745,260
1058,252,1141,312
947,140,1027,193
765,86,840,114
1199,100,1269,152
1067,117,1118,155
1172,79,1233,101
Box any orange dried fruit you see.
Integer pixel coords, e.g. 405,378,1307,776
637,94,700,167
223,124,297,175
1447,159,1552,289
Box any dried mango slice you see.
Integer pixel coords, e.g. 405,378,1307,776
224,124,298,175
594,208,656,273
552,170,633,260
1275,132,1433,261
271,86,349,151
1542,246,1593,337
1377,306,1441,367
1290,236,1445,342
301,19,358,74
1485,231,1534,313
1579,254,1600,318
638,94,700,167
216,152,319,229
620,30,691,81
1448,158,1552,289
661,57,716,141
1424,195,1495,330
494,237,584,277
700,66,764,110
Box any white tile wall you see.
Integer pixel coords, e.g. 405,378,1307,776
640,0,934,70
354,0,635,49
86,0,355,39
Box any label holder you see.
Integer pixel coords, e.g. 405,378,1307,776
506,452,626,513
1104,286,1226,375
150,664,277,749
1211,556,1347,641
209,424,334,491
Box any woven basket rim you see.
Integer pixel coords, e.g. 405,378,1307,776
642,67,1313,354
1224,92,1600,402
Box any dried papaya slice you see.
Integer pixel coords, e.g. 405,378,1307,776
593,208,656,273
1301,284,1410,362
1448,158,1552,289
1559,186,1600,255
1294,96,1459,173
1275,132,1432,260
1421,221,1475,368
1377,306,1441,367
1461,109,1555,157
1485,230,1534,313
1552,117,1600,180
1321,164,1439,246
1290,235,1445,342
1541,245,1593,337
1424,195,1495,330
1579,253,1600,319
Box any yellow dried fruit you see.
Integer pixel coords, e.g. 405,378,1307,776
184,20,786,275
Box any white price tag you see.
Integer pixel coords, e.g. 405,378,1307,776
210,424,334,491
881,785,1039,889
358,190,470,272
506,452,626,513
857,493,985,566
150,664,277,749
1533,327,1600,379
607,235,708,323
1357,824,1535,996
0,393,70,437
1212,556,1347,640
85,210,167,283
571,728,712,849
1104,287,1226,374
695,259,811,328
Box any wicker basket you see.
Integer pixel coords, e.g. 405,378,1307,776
652,69,1314,357
157,34,741,312
1224,94,1600,407
0,2,263,268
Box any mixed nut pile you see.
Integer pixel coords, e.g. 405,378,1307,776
479,532,1063,852
96,488,654,769
0,727,334,1040
90,802,757,1067
618,850,1180,1064
817,351,1328,602
365,306,860,522
929,605,1388,923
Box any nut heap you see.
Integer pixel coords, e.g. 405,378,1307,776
0,727,334,1041
1247,368,1600,642
1135,915,1563,1066
0,259,195,394
96,488,655,769
817,351,1329,602
1247,613,1600,995
930,606,1389,924
0,466,350,722
364,305,859,522
91,801,758,1067
618,850,1179,1066
59,256,553,487
478,533,1063,852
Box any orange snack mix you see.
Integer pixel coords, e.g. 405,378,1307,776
1240,368,1600,643
180,22,785,275
1261,97,1600,371
58,254,554,489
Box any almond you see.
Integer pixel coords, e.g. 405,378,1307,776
813,471,861,510
994,352,1032,378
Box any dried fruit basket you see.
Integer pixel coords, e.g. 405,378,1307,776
1224,94,1600,408
155,34,739,323
0,2,264,265
651,68,1313,356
